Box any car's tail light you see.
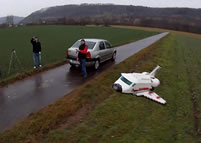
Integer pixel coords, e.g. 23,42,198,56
66,50,69,57
86,52,91,59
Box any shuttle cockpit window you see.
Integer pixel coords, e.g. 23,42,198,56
120,76,132,85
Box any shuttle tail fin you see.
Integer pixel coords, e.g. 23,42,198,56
149,65,161,77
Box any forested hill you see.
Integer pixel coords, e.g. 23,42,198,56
21,4,201,33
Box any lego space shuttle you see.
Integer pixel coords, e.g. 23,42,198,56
113,66,166,104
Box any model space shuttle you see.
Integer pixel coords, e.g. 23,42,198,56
113,66,166,104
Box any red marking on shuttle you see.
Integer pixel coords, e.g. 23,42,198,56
139,88,149,90
134,88,150,92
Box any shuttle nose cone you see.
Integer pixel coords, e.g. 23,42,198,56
113,84,122,92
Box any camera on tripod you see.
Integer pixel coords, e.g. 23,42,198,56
7,49,23,75
12,49,16,53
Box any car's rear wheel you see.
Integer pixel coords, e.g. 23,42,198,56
94,60,100,70
111,52,116,61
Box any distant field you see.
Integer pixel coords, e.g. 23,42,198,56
0,25,158,80
1,32,201,142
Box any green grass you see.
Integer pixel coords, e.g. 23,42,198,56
0,25,157,80
62,33,201,143
1,32,201,143
43,33,200,143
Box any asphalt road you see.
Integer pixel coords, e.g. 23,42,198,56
0,32,168,132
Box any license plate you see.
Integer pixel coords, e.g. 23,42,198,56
70,60,79,64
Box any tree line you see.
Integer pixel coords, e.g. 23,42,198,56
25,15,201,34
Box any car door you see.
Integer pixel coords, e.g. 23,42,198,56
99,41,107,62
104,41,113,59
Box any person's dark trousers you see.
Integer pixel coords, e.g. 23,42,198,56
33,53,41,67
79,58,87,77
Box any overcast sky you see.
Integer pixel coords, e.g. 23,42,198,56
1,0,201,17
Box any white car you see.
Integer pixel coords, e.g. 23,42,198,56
113,66,167,104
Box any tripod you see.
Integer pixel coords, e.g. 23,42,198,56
7,49,23,75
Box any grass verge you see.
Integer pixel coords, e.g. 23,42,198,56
0,32,162,143
1,32,201,143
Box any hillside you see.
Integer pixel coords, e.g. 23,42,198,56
21,4,201,33
0,16,24,24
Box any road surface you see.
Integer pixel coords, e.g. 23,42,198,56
0,32,168,132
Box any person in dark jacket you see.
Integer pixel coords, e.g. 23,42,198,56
77,39,88,78
31,37,42,69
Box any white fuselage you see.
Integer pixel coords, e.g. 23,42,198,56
114,73,159,94
112,66,166,105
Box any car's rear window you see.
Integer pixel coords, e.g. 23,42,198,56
72,41,96,49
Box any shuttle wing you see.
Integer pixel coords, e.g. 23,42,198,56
136,91,166,104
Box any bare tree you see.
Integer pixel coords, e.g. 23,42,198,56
6,15,14,25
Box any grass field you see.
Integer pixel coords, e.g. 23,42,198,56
42,33,201,143
0,25,158,81
1,31,201,143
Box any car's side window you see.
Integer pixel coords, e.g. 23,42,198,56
99,41,105,50
105,41,112,49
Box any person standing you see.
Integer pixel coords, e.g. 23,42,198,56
31,37,42,69
77,39,88,78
